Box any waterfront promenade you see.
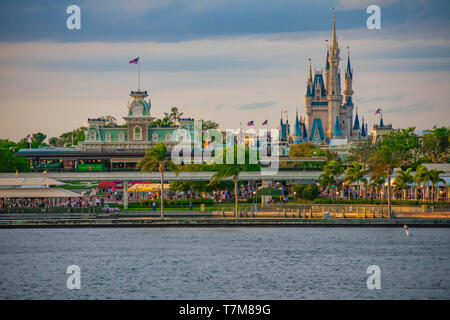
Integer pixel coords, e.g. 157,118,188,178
1,210,449,228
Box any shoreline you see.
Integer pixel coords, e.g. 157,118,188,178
1,217,450,229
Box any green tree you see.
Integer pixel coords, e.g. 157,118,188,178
414,165,431,202
344,161,366,199
48,137,64,147
202,120,219,130
164,107,184,124
421,127,449,163
320,160,345,200
429,169,445,203
137,143,179,218
369,174,386,202
348,139,376,163
393,168,414,200
368,128,419,217
0,149,31,172
209,145,260,217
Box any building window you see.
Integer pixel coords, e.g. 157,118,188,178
105,133,112,142
152,132,158,142
89,130,96,141
119,132,125,142
165,132,172,142
134,126,142,141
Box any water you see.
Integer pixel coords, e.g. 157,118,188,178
0,227,449,299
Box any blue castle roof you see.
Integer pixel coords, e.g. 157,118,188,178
294,114,302,136
280,118,287,139
346,56,352,79
312,74,326,97
345,96,353,106
309,118,324,142
361,118,366,137
332,116,343,136
353,111,360,130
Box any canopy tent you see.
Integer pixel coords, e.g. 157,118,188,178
0,177,65,186
127,183,169,192
0,188,84,198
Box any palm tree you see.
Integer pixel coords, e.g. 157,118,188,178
369,174,386,202
344,161,366,200
415,165,432,202
320,160,345,200
137,143,179,218
429,169,445,203
394,168,413,200
209,145,259,217
368,128,419,218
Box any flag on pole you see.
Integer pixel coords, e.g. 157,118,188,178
262,120,268,125
375,108,382,115
204,139,208,149
129,57,139,64
247,120,254,126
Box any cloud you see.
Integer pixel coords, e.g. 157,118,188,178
235,101,275,110
355,94,403,104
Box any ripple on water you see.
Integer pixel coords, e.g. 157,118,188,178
0,227,449,299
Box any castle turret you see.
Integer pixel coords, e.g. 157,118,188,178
327,9,343,139
344,50,354,106
293,108,303,144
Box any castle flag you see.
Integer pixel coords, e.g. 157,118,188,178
375,108,382,115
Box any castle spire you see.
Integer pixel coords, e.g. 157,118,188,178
308,58,312,82
331,8,338,51
346,47,352,79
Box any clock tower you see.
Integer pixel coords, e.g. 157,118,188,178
123,90,154,141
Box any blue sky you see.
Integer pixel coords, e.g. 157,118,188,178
0,0,449,140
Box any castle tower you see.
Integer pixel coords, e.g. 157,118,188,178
123,90,154,142
305,61,313,131
344,50,354,105
327,9,343,139
293,107,303,144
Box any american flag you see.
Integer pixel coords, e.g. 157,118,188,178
375,108,382,115
129,57,139,64
247,120,254,126
262,120,268,125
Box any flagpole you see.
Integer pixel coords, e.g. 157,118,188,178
138,59,140,91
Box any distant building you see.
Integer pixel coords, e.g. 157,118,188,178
371,115,394,144
79,90,194,152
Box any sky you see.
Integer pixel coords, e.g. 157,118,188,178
0,0,449,141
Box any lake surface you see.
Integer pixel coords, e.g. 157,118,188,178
0,227,449,299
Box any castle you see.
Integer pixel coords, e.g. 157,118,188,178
279,11,368,147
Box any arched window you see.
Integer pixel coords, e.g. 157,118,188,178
134,126,142,141
89,130,96,141
119,132,125,142
165,132,172,142
105,133,112,142
152,132,158,142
